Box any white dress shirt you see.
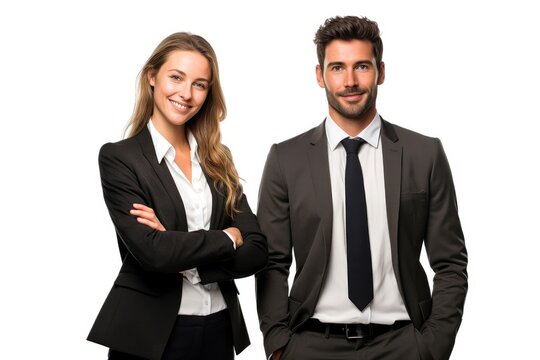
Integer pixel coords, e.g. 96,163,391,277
148,120,228,315
312,114,410,324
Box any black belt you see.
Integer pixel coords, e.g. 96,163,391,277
300,319,412,339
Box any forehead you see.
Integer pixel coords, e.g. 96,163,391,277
324,39,375,65
161,50,211,79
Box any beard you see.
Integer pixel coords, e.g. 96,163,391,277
325,85,378,121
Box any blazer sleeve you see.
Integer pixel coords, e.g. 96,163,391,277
197,194,268,283
99,142,236,273
255,144,294,358
421,138,468,360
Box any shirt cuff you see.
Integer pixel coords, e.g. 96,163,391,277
181,268,202,284
223,229,236,250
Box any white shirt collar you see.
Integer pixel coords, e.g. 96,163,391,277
147,119,199,164
325,113,381,151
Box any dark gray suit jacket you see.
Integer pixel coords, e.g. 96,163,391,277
87,127,267,359
256,119,467,360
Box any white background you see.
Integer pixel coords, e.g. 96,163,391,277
1,0,539,358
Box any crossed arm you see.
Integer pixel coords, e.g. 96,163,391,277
128,200,267,284
130,203,244,248
99,142,267,278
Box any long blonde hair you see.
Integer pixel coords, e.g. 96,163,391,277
127,32,242,216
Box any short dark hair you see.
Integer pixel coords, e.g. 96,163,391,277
314,16,383,70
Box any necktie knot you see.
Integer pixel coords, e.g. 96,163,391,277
341,138,365,155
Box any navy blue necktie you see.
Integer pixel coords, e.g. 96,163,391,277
341,137,373,311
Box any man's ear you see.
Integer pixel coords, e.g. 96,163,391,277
377,61,385,85
316,64,325,88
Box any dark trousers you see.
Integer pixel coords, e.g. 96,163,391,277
108,310,234,360
280,323,430,360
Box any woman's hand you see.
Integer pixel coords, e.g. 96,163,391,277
130,203,166,231
224,227,243,248
271,348,284,360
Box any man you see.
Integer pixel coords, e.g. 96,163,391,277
256,16,467,360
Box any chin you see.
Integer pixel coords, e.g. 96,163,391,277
171,114,194,126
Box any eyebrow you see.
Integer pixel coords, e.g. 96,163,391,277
168,69,210,83
326,60,374,69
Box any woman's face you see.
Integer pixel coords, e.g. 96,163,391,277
149,50,211,129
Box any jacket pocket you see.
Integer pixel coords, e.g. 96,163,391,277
413,327,434,360
113,272,161,297
288,297,301,320
400,191,427,199
418,298,432,323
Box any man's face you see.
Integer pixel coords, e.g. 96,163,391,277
316,39,385,124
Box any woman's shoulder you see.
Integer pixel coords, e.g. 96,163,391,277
99,134,142,162
100,136,136,152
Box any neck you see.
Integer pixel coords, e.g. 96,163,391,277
329,107,377,137
151,117,189,150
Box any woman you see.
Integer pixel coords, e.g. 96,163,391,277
87,32,267,360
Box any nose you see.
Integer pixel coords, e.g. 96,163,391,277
344,70,358,88
178,82,192,100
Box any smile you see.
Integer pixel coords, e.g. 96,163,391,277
341,93,365,101
340,89,366,96
170,99,191,110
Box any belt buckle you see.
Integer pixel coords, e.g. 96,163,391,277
345,324,365,339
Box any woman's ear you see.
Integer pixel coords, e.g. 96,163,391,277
147,70,156,87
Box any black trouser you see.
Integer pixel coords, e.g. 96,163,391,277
280,322,430,360
108,310,234,360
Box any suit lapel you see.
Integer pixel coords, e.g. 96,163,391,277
136,127,188,231
381,119,404,294
307,121,333,260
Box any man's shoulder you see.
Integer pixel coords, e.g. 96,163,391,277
383,119,438,144
273,122,324,150
382,119,446,165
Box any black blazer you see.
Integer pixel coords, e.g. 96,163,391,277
88,127,267,359
256,119,467,360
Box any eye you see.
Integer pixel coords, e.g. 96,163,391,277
355,64,370,72
193,82,208,90
330,65,343,72
170,75,182,81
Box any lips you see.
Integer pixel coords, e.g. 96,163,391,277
341,92,365,101
338,88,366,100
169,99,191,110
